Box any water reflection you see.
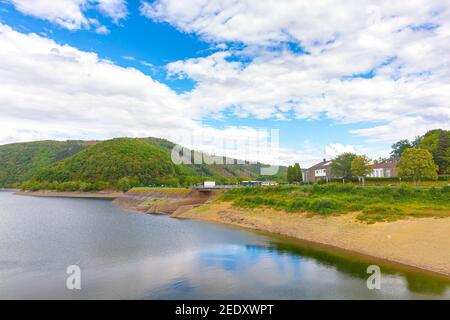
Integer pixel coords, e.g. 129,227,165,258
260,241,450,296
0,191,449,300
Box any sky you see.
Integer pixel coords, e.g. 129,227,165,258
0,0,449,168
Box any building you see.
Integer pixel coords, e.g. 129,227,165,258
303,158,398,183
304,159,333,183
203,181,216,187
261,181,278,187
368,160,398,178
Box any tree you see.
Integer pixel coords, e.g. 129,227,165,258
390,139,412,159
351,155,372,185
330,153,357,180
293,163,303,183
434,131,450,174
397,148,438,183
287,166,295,184
117,177,131,192
419,129,450,174
411,135,422,148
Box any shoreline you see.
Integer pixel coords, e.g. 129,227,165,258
14,190,123,199
170,202,450,278
14,189,450,279
175,213,450,281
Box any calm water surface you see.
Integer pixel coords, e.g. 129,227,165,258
0,191,449,299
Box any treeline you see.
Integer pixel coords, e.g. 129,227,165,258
21,175,251,192
3,137,284,191
390,129,449,174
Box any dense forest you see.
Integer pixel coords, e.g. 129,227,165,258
0,140,93,187
0,137,286,190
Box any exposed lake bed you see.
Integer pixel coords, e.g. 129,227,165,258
1,191,450,299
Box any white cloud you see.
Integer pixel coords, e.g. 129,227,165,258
95,25,110,35
146,0,450,143
8,0,127,30
3,1,450,167
97,0,127,21
325,144,357,159
0,24,297,168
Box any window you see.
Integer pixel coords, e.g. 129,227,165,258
315,169,326,177
369,168,384,178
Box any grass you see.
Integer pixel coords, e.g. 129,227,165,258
130,187,191,195
354,180,450,187
142,198,171,206
221,184,450,223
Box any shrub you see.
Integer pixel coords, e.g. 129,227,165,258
287,198,309,212
308,198,342,215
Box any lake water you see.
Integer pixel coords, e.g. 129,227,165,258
0,191,449,299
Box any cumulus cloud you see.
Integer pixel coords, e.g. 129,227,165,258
8,0,127,30
3,1,450,167
145,0,450,143
0,24,295,167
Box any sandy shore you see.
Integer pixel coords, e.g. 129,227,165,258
15,190,123,199
172,202,450,277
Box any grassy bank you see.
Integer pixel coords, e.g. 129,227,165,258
221,184,450,223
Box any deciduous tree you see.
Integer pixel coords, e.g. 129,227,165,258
351,155,372,184
331,153,357,180
397,148,438,183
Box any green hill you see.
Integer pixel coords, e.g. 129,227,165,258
34,138,175,186
0,137,286,190
0,140,92,187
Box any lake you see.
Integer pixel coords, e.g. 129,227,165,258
0,191,449,299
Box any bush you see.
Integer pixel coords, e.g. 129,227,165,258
117,177,131,192
287,198,309,212
308,198,342,215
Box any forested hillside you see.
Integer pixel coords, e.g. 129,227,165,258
0,137,285,190
0,140,93,187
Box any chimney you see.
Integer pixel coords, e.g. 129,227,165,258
323,158,326,162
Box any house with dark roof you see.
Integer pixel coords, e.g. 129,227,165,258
303,159,333,183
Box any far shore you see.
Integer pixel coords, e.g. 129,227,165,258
14,190,123,199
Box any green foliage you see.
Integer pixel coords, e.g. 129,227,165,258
419,129,450,174
8,137,286,190
287,163,302,184
293,163,303,183
0,140,90,187
351,155,372,178
398,148,438,182
391,139,414,159
34,138,175,185
308,198,342,215
330,153,357,180
221,184,450,223
21,180,107,192
117,177,131,192
357,205,404,223
393,129,449,174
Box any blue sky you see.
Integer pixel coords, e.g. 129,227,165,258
0,1,449,167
